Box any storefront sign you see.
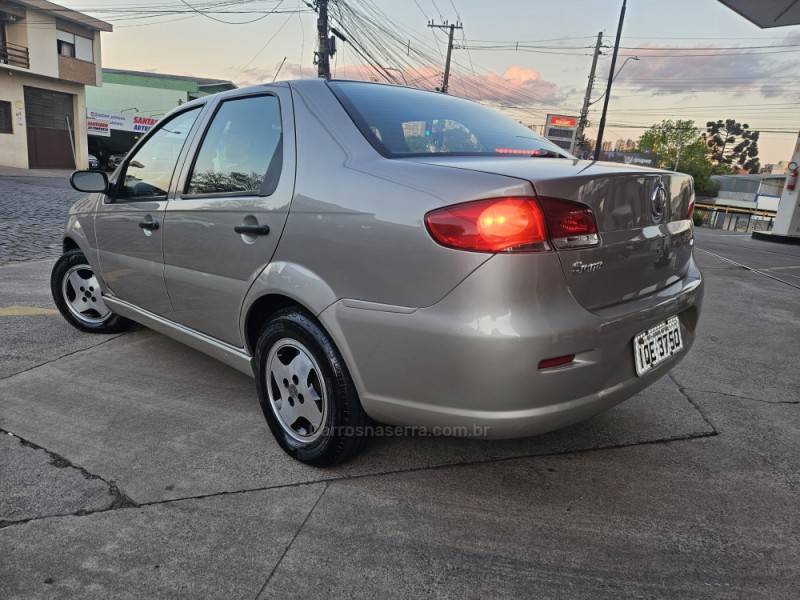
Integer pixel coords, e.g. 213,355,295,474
87,109,159,136
86,118,110,137
602,151,659,167
131,115,158,132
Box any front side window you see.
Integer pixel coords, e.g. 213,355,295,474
119,107,200,200
329,81,570,159
185,95,282,196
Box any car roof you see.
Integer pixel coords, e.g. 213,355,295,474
178,78,449,111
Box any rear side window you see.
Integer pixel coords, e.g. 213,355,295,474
185,95,282,196
329,81,569,159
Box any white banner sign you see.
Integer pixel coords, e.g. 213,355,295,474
86,118,110,137
86,109,159,136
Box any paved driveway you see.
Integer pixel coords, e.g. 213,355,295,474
0,213,798,597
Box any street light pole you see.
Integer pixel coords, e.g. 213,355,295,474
594,0,627,160
589,56,638,107
614,56,638,81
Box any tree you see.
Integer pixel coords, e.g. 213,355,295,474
676,139,730,197
705,119,760,173
636,120,698,170
636,120,729,197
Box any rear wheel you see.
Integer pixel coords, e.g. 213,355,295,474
51,250,131,333
254,309,369,466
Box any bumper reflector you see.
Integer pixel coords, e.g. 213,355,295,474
538,354,575,369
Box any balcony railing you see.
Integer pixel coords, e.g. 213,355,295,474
0,40,30,69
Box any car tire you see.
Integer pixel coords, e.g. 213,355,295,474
254,309,369,467
51,250,132,334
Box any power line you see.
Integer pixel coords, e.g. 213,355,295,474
604,122,798,133
23,0,309,26
240,7,296,70
462,42,800,51
176,0,288,24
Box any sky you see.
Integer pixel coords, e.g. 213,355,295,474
61,0,800,165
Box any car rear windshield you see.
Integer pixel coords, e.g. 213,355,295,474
328,80,571,159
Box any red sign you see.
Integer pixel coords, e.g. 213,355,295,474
86,119,110,137
547,115,577,128
133,115,158,127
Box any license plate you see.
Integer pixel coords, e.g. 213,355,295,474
633,316,683,376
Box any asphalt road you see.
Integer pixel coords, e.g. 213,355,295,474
0,183,798,598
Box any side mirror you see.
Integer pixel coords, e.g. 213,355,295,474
70,170,109,194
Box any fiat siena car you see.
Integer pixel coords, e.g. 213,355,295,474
53,79,703,466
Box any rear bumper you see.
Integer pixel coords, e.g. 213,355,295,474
319,252,703,439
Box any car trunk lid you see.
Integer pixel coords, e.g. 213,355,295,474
407,157,695,311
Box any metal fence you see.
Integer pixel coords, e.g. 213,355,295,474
696,204,774,233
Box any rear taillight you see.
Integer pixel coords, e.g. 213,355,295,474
424,197,548,253
538,197,599,249
687,197,695,220
425,196,599,253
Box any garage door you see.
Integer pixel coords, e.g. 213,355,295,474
24,86,75,169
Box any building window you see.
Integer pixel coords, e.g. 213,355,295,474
57,39,75,58
56,30,93,62
0,101,12,134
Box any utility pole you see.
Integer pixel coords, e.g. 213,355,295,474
427,20,463,94
594,0,626,160
575,32,603,154
315,0,331,79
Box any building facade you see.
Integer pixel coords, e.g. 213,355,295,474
0,0,111,169
87,68,236,119
696,174,785,233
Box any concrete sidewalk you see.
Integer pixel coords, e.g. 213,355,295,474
0,229,798,599
0,166,72,179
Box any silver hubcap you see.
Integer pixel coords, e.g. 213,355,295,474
266,339,327,443
61,264,111,325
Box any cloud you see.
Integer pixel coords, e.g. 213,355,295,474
234,62,564,106
449,66,564,106
613,32,800,98
235,62,315,87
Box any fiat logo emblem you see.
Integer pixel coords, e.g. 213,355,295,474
651,184,667,223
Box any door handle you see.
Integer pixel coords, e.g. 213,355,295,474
234,224,270,236
138,220,160,231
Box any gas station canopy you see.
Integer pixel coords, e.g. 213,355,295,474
717,1,800,243
718,0,800,28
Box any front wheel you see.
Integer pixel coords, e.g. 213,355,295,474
254,309,369,466
51,250,132,333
